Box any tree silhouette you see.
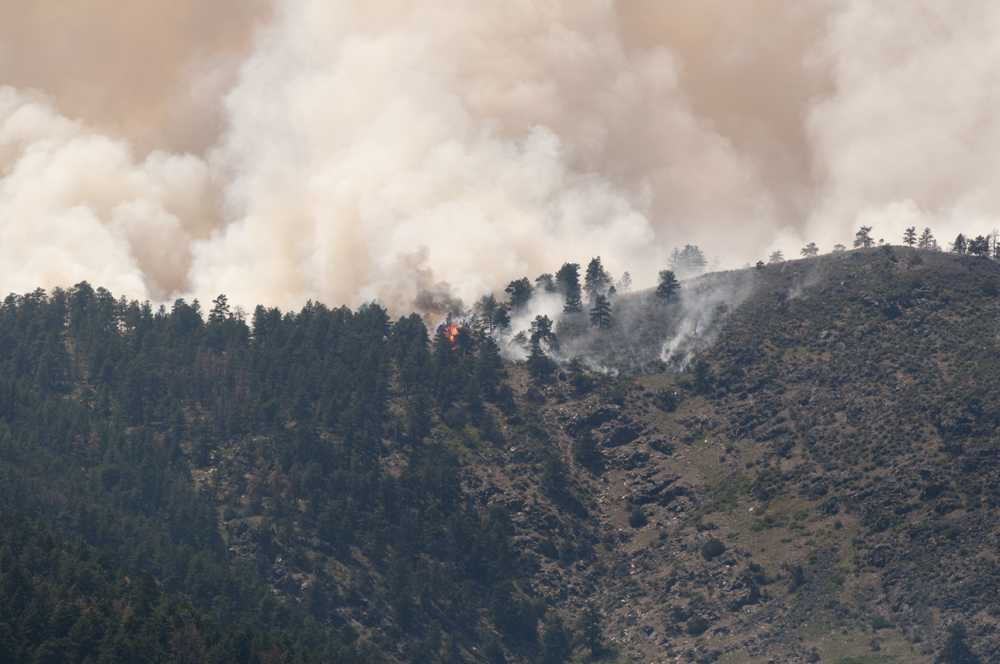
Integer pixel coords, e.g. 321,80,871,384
555,263,583,313
919,227,937,250
589,294,612,329
854,226,874,248
656,270,680,301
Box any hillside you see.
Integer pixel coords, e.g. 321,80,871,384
1,246,998,663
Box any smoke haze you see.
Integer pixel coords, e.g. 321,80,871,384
2,0,998,311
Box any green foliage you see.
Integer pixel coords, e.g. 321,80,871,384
0,282,526,663
938,623,981,664
556,263,583,313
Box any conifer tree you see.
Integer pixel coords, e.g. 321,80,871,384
903,226,917,246
584,256,611,303
854,226,874,248
589,294,612,329
919,227,937,250
555,263,583,313
534,273,557,293
800,242,819,257
504,278,534,311
952,234,968,255
656,270,680,301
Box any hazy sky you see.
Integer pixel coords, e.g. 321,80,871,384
2,0,998,311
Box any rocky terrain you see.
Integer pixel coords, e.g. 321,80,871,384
2,247,997,663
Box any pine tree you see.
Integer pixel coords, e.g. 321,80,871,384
534,273,557,293
504,278,534,311
476,335,506,400
589,294,612,329
903,226,917,246
669,245,708,277
952,234,968,255
969,235,989,257
541,613,571,664
527,342,555,383
474,294,510,335
769,250,785,264
854,226,874,248
655,270,680,302
919,227,937,250
832,244,847,253
800,242,819,257
617,271,632,293
938,623,981,664
555,263,582,313
578,604,604,658
530,315,558,350
584,257,611,303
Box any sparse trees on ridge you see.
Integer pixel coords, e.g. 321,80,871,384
670,244,708,278
801,242,819,257
969,235,990,257
833,244,847,253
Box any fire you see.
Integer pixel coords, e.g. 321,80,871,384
446,322,459,344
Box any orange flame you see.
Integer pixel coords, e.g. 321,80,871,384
446,322,459,344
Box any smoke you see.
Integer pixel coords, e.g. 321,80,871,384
2,1,1000,312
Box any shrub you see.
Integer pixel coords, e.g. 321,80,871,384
700,539,726,560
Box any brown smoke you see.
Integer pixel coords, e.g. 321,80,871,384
2,1,998,311
0,0,268,154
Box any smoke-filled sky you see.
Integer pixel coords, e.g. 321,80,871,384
2,0,999,312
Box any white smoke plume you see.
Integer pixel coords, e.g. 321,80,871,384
2,1,1000,312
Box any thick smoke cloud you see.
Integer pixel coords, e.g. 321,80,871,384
1,1,998,311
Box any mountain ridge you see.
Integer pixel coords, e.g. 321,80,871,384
1,246,997,663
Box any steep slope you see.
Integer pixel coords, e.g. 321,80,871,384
502,247,1000,663
2,247,998,663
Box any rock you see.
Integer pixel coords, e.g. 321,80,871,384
605,423,642,447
